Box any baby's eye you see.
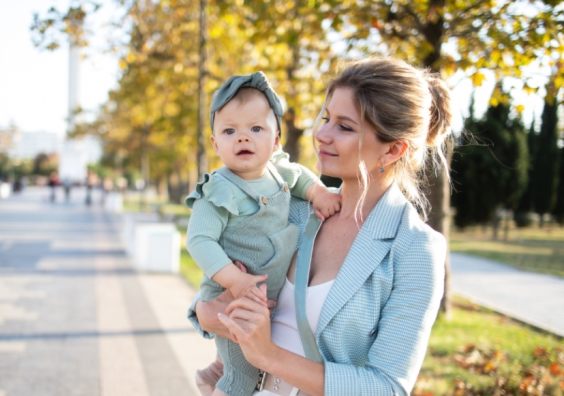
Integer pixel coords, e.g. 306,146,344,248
223,128,235,135
251,126,263,133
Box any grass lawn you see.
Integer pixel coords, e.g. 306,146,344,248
180,244,204,288
415,298,563,395
450,224,564,278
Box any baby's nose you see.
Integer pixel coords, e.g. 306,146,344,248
238,136,250,142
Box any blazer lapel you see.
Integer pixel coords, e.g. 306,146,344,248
316,184,407,336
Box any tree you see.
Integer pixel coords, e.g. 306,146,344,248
514,120,539,227
553,147,564,224
196,0,208,181
532,74,561,226
452,85,528,237
32,153,59,177
211,1,340,162
0,153,11,181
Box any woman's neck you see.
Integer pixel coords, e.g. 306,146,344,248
337,178,392,221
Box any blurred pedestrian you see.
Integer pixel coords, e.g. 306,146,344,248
48,171,59,203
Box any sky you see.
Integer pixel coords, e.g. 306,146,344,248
0,0,119,135
0,1,548,138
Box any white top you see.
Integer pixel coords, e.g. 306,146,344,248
271,277,335,357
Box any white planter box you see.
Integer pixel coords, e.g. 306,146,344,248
122,212,159,256
132,223,180,273
104,192,123,213
0,182,11,199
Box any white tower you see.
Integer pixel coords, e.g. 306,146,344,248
67,40,80,131
58,38,89,183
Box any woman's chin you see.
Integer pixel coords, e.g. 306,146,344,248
316,164,339,178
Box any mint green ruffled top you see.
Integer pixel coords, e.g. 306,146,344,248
185,150,318,301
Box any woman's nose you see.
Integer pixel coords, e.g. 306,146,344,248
315,123,331,143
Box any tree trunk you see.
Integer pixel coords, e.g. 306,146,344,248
503,211,510,241
140,125,150,211
425,139,453,319
282,17,302,162
492,209,500,241
283,109,304,162
422,0,452,318
167,171,190,204
196,0,208,181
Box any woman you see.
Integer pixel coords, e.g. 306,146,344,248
191,57,453,395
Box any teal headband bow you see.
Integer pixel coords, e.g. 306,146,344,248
210,71,284,132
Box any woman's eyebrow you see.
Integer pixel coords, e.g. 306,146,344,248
325,107,359,125
325,108,359,125
336,115,359,125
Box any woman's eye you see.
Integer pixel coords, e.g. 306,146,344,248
321,116,329,123
251,126,262,133
338,124,354,132
223,128,235,135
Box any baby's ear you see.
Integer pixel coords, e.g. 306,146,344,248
211,134,219,152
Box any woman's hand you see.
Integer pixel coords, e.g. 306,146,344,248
218,284,278,370
195,289,236,341
195,260,276,342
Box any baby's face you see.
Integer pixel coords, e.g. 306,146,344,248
212,94,279,180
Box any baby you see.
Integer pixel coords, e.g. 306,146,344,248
186,72,340,395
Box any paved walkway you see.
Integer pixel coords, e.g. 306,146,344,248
451,252,564,337
0,187,215,396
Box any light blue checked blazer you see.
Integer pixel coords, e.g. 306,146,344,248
189,183,445,395
288,183,445,396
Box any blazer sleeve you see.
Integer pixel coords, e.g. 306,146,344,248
324,230,446,396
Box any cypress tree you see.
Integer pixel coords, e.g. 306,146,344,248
452,84,528,231
514,120,538,227
553,147,564,224
532,77,560,225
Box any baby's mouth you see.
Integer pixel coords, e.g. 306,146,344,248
236,149,254,156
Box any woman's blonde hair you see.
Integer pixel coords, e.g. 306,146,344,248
324,57,453,219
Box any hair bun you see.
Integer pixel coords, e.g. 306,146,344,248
426,74,453,147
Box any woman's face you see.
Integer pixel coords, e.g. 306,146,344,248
314,87,388,180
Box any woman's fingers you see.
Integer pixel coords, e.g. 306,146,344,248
229,307,265,323
225,293,269,316
217,313,243,343
247,285,268,304
226,284,268,314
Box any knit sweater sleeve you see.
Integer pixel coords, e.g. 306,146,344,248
185,173,237,278
187,198,233,278
271,149,319,200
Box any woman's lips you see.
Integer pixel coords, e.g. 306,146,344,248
318,150,337,157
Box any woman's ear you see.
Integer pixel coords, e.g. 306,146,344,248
384,140,408,164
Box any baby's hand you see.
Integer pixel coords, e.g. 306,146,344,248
310,184,341,220
228,271,268,299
